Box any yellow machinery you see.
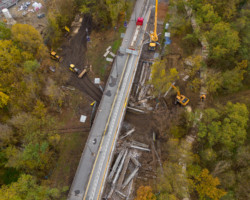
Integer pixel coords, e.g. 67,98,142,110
69,64,88,78
50,51,62,62
171,84,189,106
149,0,158,50
69,64,80,74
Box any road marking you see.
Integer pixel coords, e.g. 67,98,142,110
96,6,152,199
97,54,140,199
83,55,130,200
83,3,152,200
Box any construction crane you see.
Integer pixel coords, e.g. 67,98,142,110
171,84,189,106
149,0,159,51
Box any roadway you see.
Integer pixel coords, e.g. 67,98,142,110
67,0,152,199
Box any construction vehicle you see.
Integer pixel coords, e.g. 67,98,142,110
149,0,159,51
69,64,88,78
171,84,189,106
50,51,62,62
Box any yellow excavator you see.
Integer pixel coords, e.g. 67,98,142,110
171,84,189,106
149,0,159,51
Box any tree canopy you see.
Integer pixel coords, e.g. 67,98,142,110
198,102,248,150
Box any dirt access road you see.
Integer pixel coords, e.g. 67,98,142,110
60,16,103,102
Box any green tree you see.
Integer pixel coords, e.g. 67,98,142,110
0,174,61,200
198,102,248,150
196,4,221,30
206,22,240,60
204,0,240,20
222,60,247,93
205,71,223,94
0,22,11,40
23,60,40,73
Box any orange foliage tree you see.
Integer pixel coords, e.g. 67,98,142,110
134,186,156,200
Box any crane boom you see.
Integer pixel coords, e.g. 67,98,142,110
154,0,158,40
150,0,158,42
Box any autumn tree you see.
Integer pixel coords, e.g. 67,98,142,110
134,186,156,200
0,86,9,108
150,59,179,96
11,24,47,59
190,168,226,200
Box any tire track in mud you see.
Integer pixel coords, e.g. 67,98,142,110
60,15,103,102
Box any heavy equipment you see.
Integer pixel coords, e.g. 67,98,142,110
69,64,80,74
171,84,189,106
149,0,159,51
69,64,88,78
50,51,62,62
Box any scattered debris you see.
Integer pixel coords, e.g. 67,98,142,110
49,66,55,72
106,46,111,51
130,156,141,167
131,140,149,148
122,167,139,189
127,106,145,114
80,115,87,123
32,2,42,11
94,78,101,84
106,57,114,62
183,75,189,81
109,52,116,58
37,13,45,18
18,2,31,11
108,149,125,182
120,128,135,139
103,51,110,58
130,145,150,152
115,190,127,199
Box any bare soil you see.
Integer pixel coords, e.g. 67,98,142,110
59,16,103,102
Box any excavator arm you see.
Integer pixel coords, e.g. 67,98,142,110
171,84,181,97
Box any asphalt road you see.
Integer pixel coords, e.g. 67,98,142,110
67,0,152,199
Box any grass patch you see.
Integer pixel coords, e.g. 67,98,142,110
112,39,122,52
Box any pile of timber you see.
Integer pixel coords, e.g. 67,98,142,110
129,62,154,112
105,140,150,199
